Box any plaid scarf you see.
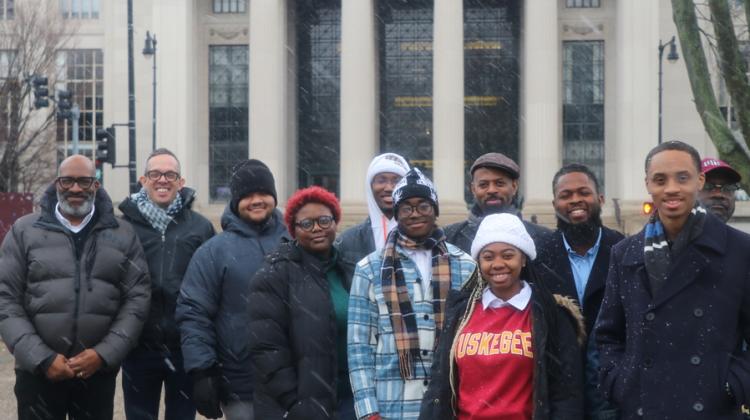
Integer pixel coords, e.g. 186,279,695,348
644,205,706,295
380,227,451,379
131,187,184,235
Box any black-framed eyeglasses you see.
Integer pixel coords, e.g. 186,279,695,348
145,170,180,182
56,176,96,189
295,215,335,232
397,201,434,218
703,182,739,193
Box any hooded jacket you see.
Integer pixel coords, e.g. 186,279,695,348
176,205,289,401
119,187,215,352
444,204,551,254
336,154,410,283
0,185,150,373
420,271,585,420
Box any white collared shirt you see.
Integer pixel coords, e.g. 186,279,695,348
481,281,532,311
403,247,433,298
55,202,96,233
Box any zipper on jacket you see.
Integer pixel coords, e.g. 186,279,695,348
67,234,82,356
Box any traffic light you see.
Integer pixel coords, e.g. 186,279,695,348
57,90,72,119
95,126,116,166
31,75,49,109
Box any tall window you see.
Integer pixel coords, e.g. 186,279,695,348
378,0,434,177
0,0,13,20
566,0,600,7
60,0,100,19
56,50,104,162
209,45,248,201
464,0,520,203
213,0,246,14
297,0,341,194
562,41,605,187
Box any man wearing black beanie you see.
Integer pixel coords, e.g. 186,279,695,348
177,159,289,420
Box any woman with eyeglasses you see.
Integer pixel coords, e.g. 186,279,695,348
248,186,355,420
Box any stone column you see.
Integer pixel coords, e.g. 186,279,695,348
249,0,295,203
615,0,659,202
152,0,196,199
521,0,560,203
432,0,465,211
339,0,379,210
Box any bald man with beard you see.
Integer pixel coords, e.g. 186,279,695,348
0,155,150,420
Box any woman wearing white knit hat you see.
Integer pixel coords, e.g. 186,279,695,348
420,213,585,420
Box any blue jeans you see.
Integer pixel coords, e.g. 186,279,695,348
122,348,196,420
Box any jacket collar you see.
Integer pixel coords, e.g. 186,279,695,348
118,186,197,223
37,183,118,230
621,213,726,267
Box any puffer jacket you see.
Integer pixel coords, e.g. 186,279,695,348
0,185,151,373
119,187,215,351
247,240,351,420
334,217,376,285
420,270,585,420
444,204,551,254
176,205,289,402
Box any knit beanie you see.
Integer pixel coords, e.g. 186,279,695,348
392,167,439,219
230,159,277,213
470,213,536,261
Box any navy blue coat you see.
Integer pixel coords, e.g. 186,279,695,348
595,214,750,419
176,206,289,402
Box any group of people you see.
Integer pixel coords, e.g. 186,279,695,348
0,139,748,420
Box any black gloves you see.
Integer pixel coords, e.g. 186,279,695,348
191,367,223,419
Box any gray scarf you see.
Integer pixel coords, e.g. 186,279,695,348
131,187,184,234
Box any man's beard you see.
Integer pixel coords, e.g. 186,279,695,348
557,208,603,248
57,190,95,218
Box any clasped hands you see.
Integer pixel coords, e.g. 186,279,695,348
45,349,103,382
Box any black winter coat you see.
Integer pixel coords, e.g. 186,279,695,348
595,214,750,419
535,227,625,338
0,185,150,373
177,206,289,401
119,187,215,351
248,241,351,420
334,217,376,285
420,275,585,420
444,205,551,254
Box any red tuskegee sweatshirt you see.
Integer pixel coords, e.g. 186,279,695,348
455,302,534,420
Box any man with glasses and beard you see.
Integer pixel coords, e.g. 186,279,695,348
536,163,624,420
698,157,742,223
445,152,550,254
119,148,215,420
0,154,150,420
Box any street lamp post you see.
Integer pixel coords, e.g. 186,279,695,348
658,36,680,144
143,31,157,152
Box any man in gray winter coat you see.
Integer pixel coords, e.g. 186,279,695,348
0,155,150,420
177,159,289,420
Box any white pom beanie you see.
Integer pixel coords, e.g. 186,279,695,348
470,213,537,261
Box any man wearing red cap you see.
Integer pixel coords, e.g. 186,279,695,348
698,157,742,223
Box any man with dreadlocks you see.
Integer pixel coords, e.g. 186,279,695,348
596,141,750,419
347,168,476,420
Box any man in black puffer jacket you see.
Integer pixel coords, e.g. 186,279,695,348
119,149,215,420
0,155,150,420
177,159,289,420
